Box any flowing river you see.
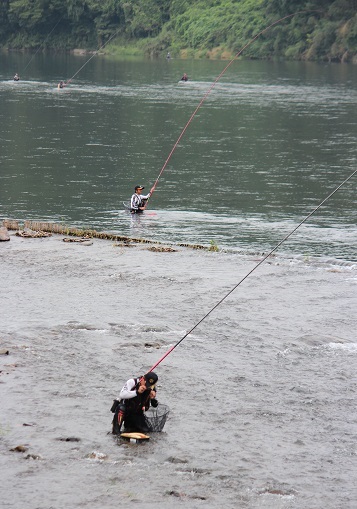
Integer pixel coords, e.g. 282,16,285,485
0,53,356,509
0,54,356,260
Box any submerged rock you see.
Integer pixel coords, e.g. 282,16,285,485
25,453,43,460
10,445,29,452
56,436,81,442
166,456,189,464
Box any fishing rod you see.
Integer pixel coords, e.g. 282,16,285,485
147,168,356,373
21,16,64,75
144,9,323,209
62,27,123,87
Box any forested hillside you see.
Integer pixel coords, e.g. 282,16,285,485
1,0,356,62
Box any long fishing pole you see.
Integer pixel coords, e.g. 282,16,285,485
63,27,123,87
147,168,356,373
144,9,322,209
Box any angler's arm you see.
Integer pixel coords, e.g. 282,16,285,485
119,379,138,399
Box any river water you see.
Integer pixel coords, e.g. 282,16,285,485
0,54,356,260
0,53,356,509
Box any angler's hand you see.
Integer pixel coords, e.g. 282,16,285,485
149,390,157,399
137,385,146,394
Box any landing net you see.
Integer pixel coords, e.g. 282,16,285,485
144,404,170,432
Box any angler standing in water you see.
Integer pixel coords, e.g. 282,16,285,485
130,185,152,214
13,73,20,81
57,80,64,89
112,372,159,434
181,73,188,82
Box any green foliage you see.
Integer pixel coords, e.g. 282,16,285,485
0,0,10,40
8,0,44,30
209,240,219,252
0,0,356,61
172,0,265,51
126,0,165,37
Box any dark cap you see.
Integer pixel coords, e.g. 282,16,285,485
144,371,158,388
135,185,144,191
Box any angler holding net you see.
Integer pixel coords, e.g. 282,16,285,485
111,372,169,435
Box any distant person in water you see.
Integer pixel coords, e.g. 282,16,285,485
166,52,171,60
130,185,152,214
181,73,188,82
13,73,20,81
57,81,64,89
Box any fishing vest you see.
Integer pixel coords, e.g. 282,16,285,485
123,378,154,413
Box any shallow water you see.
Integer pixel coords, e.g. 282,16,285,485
1,234,356,509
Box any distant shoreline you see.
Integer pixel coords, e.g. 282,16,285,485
2,46,356,63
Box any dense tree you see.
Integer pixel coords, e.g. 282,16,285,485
0,0,10,41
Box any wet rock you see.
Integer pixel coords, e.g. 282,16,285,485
16,229,51,238
165,490,207,500
113,242,136,248
0,349,9,355
69,323,98,331
10,445,29,452
294,439,304,445
147,246,177,252
297,334,349,347
258,486,298,497
180,467,211,475
86,451,108,460
166,456,188,464
63,236,93,245
25,453,43,460
166,490,184,498
0,227,10,241
56,436,81,442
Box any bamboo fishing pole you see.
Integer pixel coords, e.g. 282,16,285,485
144,9,323,210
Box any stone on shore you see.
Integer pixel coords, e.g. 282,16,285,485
0,227,10,241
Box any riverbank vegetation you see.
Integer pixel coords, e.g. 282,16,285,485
1,0,356,62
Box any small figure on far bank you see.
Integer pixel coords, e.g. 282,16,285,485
13,73,20,81
112,372,159,434
166,51,171,60
130,184,152,214
181,73,188,82
57,81,64,89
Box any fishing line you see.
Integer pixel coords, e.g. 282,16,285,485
63,28,122,87
147,168,356,373
145,9,322,207
21,16,63,74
